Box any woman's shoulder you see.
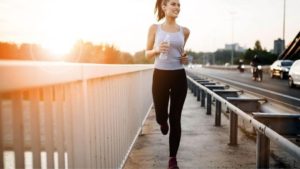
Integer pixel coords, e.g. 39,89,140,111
148,24,159,33
147,24,159,37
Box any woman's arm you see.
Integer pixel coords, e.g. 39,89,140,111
180,27,190,65
145,24,159,60
183,27,190,47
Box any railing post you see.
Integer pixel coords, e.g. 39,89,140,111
197,86,200,101
201,90,206,107
43,87,55,168
193,83,197,96
215,100,221,126
206,93,211,115
256,132,270,169
12,92,25,169
64,85,74,169
54,85,66,169
229,111,238,146
29,89,41,169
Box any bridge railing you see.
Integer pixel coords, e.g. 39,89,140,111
186,72,300,169
0,61,153,169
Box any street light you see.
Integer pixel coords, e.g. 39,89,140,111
282,0,286,49
229,11,236,65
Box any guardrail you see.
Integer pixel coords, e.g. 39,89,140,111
186,72,300,169
0,61,154,169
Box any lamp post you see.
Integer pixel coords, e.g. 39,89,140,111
229,11,236,65
282,0,286,49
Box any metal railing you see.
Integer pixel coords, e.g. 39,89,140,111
187,74,300,168
0,61,154,169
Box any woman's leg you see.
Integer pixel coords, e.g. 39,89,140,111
169,70,187,157
152,69,170,125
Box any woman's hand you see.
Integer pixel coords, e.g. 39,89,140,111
146,41,170,59
158,41,170,54
180,52,189,65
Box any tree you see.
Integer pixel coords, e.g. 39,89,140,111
18,43,32,60
254,40,263,51
133,50,154,64
101,45,121,64
242,40,277,65
0,42,18,60
120,52,134,64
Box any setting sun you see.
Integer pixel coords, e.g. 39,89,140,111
41,37,74,57
34,0,82,58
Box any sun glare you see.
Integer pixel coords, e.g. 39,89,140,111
42,38,73,57
35,0,83,58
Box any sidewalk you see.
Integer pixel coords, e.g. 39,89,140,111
124,91,274,169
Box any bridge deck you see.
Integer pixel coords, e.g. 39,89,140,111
123,91,281,169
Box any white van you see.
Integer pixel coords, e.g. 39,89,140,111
288,59,300,88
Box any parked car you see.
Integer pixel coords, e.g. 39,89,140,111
270,60,294,79
288,59,300,88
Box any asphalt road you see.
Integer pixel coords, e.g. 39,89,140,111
188,67,300,110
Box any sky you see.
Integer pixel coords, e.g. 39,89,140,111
0,0,299,54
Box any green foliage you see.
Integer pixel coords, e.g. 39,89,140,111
242,40,277,65
186,50,205,64
187,50,244,65
254,40,263,51
185,40,277,65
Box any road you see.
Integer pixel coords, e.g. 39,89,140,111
188,67,300,110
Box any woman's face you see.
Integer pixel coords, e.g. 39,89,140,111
163,0,181,18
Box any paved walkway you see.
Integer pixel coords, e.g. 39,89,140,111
123,91,279,169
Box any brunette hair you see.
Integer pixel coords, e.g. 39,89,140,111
154,0,169,21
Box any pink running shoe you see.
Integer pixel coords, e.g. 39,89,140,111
168,157,179,169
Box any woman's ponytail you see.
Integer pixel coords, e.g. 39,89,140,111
154,0,168,21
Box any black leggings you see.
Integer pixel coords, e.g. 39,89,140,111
152,68,187,157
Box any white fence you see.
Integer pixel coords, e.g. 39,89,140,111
0,61,154,169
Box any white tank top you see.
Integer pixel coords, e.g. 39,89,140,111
154,24,185,70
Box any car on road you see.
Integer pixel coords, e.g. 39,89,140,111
270,60,294,79
288,59,300,88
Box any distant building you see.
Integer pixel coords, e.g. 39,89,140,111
273,38,285,55
224,43,246,52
